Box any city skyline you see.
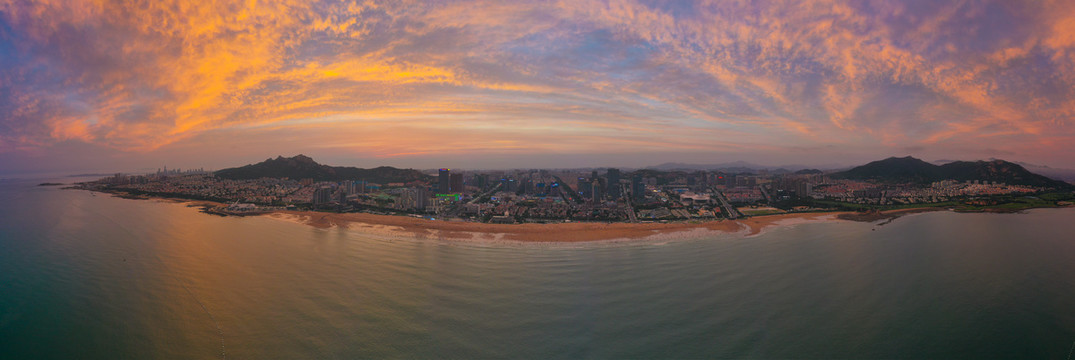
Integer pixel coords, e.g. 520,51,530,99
77,152,1071,226
3,1,1075,174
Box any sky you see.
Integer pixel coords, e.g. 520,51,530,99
1,0,1074,174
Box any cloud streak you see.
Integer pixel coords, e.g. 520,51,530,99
1,0,1074,168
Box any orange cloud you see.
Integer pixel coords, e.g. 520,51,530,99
1,0,1074,168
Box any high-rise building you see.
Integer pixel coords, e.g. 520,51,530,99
438,169,451,194
312,186,334,205
724,174,736,187
500,178,518,192
343,180,366,194
415,187,430,209
474,174,488,190
607,168,621,200
398,187,431,210
450,173,463,193
577,177,592,199
632,175,645,200
519,178,532,195
591,178,603,202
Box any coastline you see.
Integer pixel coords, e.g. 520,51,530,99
80,187,854,242
263,210,858,242
835,207,946,224
77,187,1072,243
265,203,1073,242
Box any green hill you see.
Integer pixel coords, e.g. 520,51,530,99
215,155,431,184
833,156,1070,188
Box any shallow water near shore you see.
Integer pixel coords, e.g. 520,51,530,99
3,178,1075,358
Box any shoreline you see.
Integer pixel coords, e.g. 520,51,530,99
76,187,1071,243
266,209,851,243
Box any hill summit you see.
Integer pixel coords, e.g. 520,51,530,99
215,155,430,184
833,156,1070,188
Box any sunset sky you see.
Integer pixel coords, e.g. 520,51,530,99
2,0,1074,174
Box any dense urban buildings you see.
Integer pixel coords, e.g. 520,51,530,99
80,156,1071,224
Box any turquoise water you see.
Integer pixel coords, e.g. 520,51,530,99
2,178,1075,358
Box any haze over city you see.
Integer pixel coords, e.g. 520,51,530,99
2,0,1075,174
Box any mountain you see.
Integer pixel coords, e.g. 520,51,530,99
999,161,1075,183
833,156,941,183
834,156,1070,188
215,155,431,184
937,160,1070,188
933,159,1075,182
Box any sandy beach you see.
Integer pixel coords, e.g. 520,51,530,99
91,187,949,243
266,210,855,243
87,187,1072,243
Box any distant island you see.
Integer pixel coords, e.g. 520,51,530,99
71,155,1074,241
37,182,64,186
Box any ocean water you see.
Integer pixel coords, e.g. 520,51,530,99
2,177,1075,359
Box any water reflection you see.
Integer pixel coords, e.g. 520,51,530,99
3,181,1075,358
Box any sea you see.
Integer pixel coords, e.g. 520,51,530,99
2,176,1075,359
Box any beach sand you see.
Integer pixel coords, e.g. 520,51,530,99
266,210,855,243
91,188,924,243
89,189,906,243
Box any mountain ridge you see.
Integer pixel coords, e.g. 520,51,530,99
215,155,431,183
933,159,1075,182
833,156,1070,188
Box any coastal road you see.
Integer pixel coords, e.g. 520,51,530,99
467,182,503,204
553,176,584,204
712,188,741,219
